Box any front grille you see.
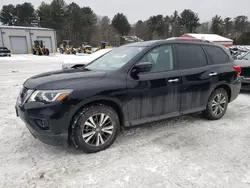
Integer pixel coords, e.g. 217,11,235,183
241,67,250,77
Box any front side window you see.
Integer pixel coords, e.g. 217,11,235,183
175,44,207,69
138,45,174,73
85,46,145,71
203,45,229,64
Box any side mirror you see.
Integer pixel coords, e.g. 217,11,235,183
132,62,152,73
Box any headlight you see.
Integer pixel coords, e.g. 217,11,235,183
28,89,73,102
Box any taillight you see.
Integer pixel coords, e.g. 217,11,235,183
233,66,241,75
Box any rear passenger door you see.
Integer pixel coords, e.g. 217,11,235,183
175,43,214,114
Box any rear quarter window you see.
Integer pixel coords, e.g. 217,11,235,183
203,45,229,64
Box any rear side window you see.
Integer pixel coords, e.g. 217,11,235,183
203,45,229,64
175,44,207,69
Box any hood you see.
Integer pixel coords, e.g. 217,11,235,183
24,68,106,90
234,60,250,68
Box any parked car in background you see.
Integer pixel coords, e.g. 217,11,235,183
235,59,250,90
238,51,250,60
0,47,11,57
228,47,249,60
62,48,112,69
16,39,241,153
233,50,250,90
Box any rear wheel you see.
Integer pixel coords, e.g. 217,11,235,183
71,105,119,153
204,88,228,120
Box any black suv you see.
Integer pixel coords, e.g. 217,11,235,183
16,40,241,153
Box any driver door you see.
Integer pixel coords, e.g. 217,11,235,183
126,45,181,125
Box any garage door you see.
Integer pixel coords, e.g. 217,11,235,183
10,36,28,54
37,37,52,53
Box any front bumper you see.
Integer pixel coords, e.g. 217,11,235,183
15,101,71,146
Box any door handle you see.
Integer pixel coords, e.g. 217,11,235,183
209,72,218,76
168,78,179,83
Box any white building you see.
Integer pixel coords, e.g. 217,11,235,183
0,26,57,54
181,33,233,47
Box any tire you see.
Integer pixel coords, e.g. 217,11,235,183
45,49,50,56
204,88,228,120
38,50,42,56
71,105,119,153
32,49,36,55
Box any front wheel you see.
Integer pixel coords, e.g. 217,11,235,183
32,49,36,55
45,49,50,56
203,88,228,120
71,105,119,153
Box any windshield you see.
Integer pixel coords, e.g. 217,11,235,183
89,49,112,60
85,46,145,71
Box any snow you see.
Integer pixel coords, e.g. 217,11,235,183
1,55,250,187
121,36,144,42
231,45,250,51
0,25,55,31
185,33,233,42
0,53,90,62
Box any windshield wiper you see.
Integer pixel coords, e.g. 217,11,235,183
71,64,85,69
71,64,91,71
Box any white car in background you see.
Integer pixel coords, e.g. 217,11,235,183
62,48,112,69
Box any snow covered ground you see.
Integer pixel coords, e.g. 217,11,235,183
1,55,250,188
0,53,89,61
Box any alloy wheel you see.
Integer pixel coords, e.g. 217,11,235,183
212,93,227,116
81,113,114,146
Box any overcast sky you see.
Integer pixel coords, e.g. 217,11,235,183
1,0,250,24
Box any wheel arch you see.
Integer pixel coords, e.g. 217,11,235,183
68,96,125,136
210,83,232,102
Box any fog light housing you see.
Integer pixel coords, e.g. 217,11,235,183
36,119,49,130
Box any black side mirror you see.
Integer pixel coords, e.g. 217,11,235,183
132,62,152,73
